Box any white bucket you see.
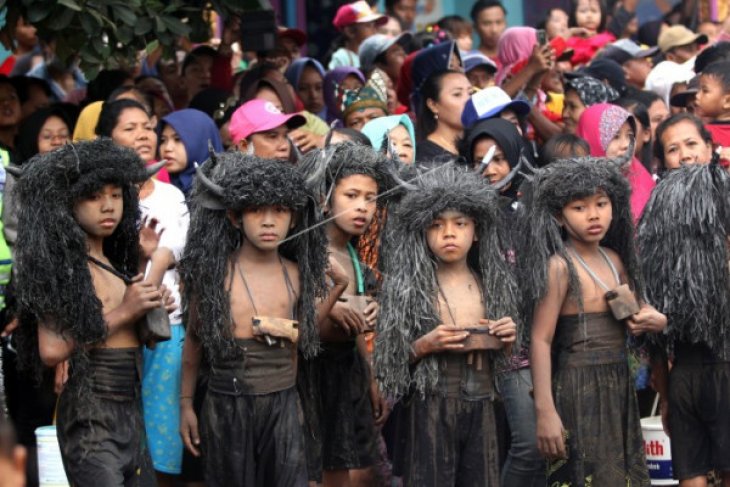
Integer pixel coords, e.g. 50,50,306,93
641,415,677,486
35,425,69,487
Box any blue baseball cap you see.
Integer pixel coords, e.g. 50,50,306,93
462,51,497,74
461,86,530,129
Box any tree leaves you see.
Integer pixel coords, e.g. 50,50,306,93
57,0,83,11
2,0,258,78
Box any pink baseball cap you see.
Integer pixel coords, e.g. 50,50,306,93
229,99,306,144
333,1,387,31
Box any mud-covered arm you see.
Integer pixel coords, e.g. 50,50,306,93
531,257,569,459
37,320,75,367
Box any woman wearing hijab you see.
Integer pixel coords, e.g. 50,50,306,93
562,75,619,133
15,105,73,163
323,66,366,125
461,117,530,209
72,100,104,141
158,108,223,198
361,114,416,164
285,57,327,121
576,102,655,222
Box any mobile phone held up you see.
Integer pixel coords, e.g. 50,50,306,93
536,29,547,46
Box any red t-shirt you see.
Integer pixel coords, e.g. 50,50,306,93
706,122,730,167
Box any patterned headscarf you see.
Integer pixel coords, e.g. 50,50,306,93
576,103,633,156
566,76,619,107
576,102,656,223
324,67,366,124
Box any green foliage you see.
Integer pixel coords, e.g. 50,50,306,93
0,0,261,79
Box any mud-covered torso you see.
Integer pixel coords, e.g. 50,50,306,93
554,312,627,368
227,256,299,339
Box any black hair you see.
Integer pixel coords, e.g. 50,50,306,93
632,89,663,109
518,155,639,342
237,63,282,103
637,163,730,355
615,97,653,171
436,15,473,37
470,0,507,23
0,75,14,90
415,69,462,140
694,42,730,73
539,133,590,165
181,45,218,76
568,0,608,33
404,31,442,52
107,86,154,115
95,99,150,137
638,19,662,48
653,112,713,167
375,163,519,398
700,61,730,93
536,8,568,30
16,105,73,162
385,0,409,12
84,69,133,104
10,75,52,105
326,127,373,147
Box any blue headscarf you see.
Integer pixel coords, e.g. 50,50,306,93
361,115,416,163
158,109,223,197
286,57,327,120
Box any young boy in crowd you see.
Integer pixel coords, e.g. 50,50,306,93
695,61,730,164
471,0,508,67
298,142,390,486
521,155,665,486
330,1,387,70
178,151,339,487
375,164,519,486
13,139,169,486
637,163,730,487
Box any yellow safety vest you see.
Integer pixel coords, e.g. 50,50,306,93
0,149,14,310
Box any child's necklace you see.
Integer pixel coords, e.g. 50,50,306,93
87,255,133,284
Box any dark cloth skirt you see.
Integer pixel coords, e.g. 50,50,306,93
398,393,500,487
300,341,377,475
56,347,156,487
548,360,650,487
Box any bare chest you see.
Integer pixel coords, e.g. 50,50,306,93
89,265,126,313
437,281,485,326
228,267,297,337
332,251,359,295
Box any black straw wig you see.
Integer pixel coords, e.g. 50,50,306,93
374,163,520,398
517,156,641,343
179,152,328,361
14,138,148,376
637,163,730,356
